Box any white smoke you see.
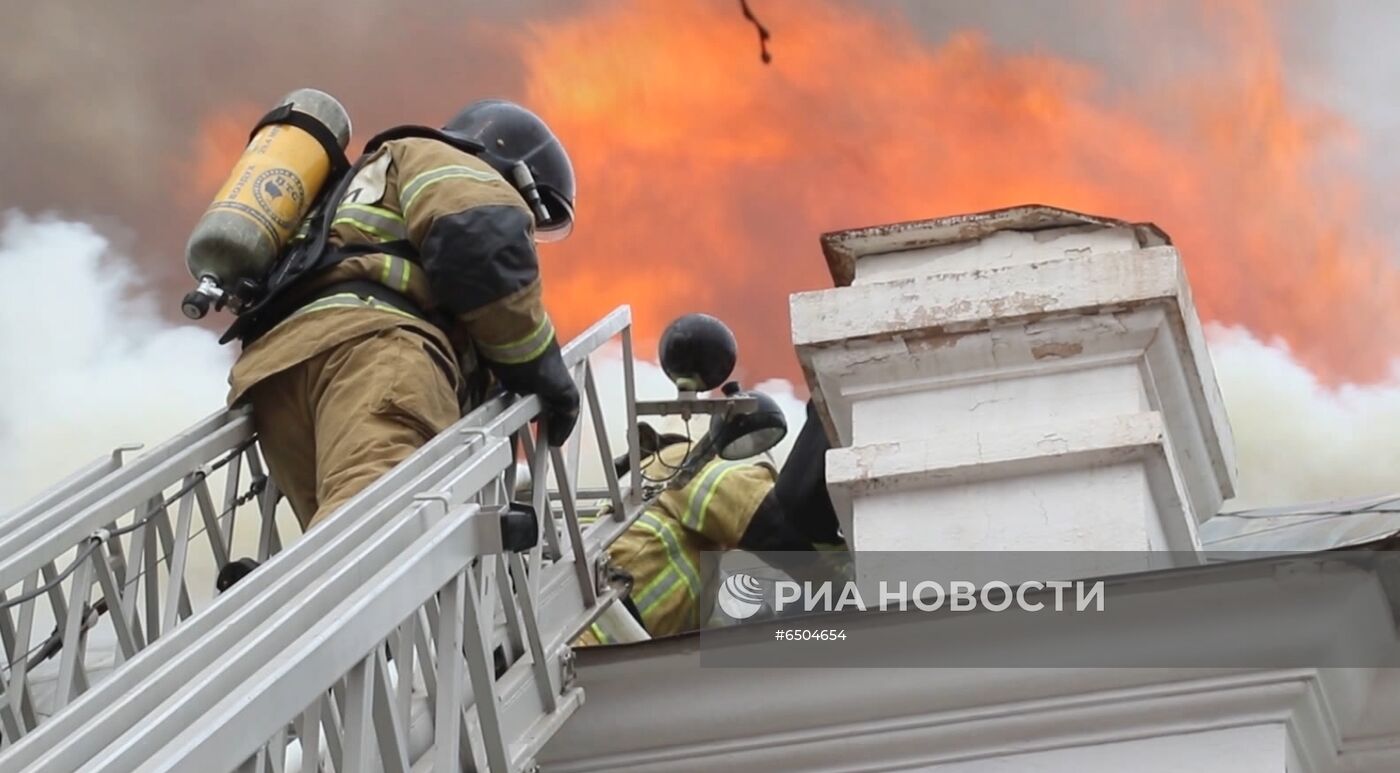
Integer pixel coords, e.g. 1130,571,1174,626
1208,324,1400,510
0,211,808,514
4,211,1399,517
575,350,808,490
586,328,1400,513
0,212,232,512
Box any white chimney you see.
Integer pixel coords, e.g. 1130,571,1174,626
790,206,1236,557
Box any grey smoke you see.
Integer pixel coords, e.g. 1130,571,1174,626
0,210,803,511
5,210,1400,515
0,0,583,293
8,1,1400,269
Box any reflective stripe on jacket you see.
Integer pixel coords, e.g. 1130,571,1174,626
229,137,556,406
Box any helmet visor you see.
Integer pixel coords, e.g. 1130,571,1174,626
533,190,574,243
535,220,572,243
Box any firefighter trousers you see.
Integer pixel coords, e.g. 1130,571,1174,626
247,326,462,530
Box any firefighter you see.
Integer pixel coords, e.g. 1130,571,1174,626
224,100,579,531
580,402,846,644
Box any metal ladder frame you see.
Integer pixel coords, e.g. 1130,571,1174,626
1,443,142,531
1,305,642,772
0,408,283,748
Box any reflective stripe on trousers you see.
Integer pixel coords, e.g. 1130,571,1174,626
629,509,703,623
682,459,748,533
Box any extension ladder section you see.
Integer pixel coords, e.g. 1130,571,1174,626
0,407,285,745
0,305,645,772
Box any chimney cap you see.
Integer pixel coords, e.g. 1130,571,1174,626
819,204,1172,287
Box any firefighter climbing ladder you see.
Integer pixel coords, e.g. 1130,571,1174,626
0,306,644,772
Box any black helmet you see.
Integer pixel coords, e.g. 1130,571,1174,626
658,313,738,392
443,100,575,241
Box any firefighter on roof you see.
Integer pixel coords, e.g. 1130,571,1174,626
223,100,579,530
580,403,847,644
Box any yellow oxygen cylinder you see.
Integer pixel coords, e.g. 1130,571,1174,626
182,88,351,319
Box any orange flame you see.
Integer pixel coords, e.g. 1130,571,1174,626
184,105,261,203
183,1,1396,387
522,0,1393,386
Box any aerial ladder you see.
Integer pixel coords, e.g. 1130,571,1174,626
0,305,683,772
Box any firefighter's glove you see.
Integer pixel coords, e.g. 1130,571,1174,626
539,384,580,447
489,341,580,447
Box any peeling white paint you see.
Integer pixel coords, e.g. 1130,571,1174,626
793,206,1233,559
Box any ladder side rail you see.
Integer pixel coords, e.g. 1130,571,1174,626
469,324,647,769
0,445,133,529
480,335,652,766
0,436,270,742
2,306,631,772
0,411,253,590
2,423,498,772
0,410,236,550
116,401,645,772
319,334,650,771
132,504,491,773
85,437,514,772
0,410,231,531
278,322,651,771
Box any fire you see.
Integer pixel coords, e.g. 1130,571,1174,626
521,0,1394,386
185,106,261,202
181,1,1397,387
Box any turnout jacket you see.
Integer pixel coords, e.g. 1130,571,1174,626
228,137,560,407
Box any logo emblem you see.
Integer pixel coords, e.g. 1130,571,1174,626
717,572,765,620
252,168,307,229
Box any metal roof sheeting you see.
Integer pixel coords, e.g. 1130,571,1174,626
1201,493,1400,553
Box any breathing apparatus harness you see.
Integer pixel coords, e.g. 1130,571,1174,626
218,125,488,346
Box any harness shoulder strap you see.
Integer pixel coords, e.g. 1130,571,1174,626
362,124,485,157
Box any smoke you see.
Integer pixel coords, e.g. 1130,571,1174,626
5,209,1400,517
0,212,232,512
582,329,1400,512
1209,325,1400,510
0,211,805,512
0,0,582,293
7,1,1400,387
7,0,1400,511
578,351,808,490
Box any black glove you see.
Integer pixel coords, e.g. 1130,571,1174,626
487,340,579,447
538,388,579,447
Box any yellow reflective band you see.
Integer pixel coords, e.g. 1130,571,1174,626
379,257,392,285
633,568,685,620
401,165,500,214
630,510,701,616
332,217,403,242
382,257,409,295
288,293,421,322
476,315,555,365
684,460,745,532
588,623,613,645
332,203,407,242
400,260,412,292
339,202,405,223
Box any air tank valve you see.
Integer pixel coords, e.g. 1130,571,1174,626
181,276,225,320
